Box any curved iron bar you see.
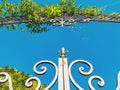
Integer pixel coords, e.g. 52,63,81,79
69,59,93,90
33,60,58,90
88,75,105,90
25,77,41,90
0,72,13,90
116,72,120,90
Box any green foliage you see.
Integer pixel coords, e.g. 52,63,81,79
26,22,49,33
75,4,82,14
0,0,50,33
44,4,62,18
109,12,120,17
0,0,118,33
80,6,97,16
97,7,103,15
0,66,46,90
60,0,76,14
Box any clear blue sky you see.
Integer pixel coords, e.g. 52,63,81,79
0,0,120,89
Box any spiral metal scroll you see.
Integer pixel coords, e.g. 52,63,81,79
0,72,13,90
25,77,41,90
33,60,58,90
69,59,93,90
88,75,105,90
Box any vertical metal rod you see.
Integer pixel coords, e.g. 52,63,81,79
58,48,70,90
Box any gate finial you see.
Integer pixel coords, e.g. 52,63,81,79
58,48,68,58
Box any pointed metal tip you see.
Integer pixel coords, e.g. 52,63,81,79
62,47,65,50
58,48,68,57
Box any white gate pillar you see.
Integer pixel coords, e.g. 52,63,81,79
58,48,70,90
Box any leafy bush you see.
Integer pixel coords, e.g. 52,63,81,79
0,66,46,90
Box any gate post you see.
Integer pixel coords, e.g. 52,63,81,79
58,48,70,90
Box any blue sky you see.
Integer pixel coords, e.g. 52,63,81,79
0,0,120,90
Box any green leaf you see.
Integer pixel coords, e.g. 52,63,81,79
11,24,18,29
21,27,27,32
6,25,11,30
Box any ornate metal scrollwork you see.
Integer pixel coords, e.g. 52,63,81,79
33,60,58,90
88,75,105,90
25,77,41,90
2,48,120,90
68,59,105,90
69,59,93,90
0,72,13,90
50,18,75,27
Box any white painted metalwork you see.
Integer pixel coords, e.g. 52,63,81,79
25,77,41,90
58,48,70,90
50,18,74,27
58,57,64,90
1,48,120,90
0,72,13,90
88,75,105,90
33,60,58,90
69,60,93,90
116,72,120,90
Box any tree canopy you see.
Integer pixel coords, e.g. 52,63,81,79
0,0,119,33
